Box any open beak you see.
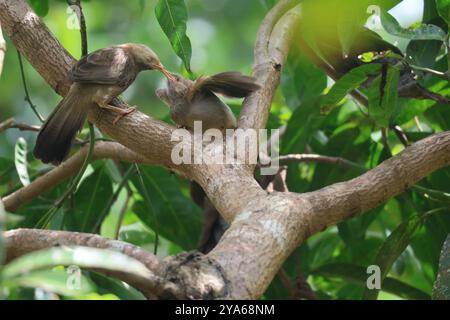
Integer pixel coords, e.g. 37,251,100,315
156,64,176,82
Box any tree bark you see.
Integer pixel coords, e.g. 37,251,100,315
1,0,450,299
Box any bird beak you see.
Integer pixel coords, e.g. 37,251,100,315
155,63,176,82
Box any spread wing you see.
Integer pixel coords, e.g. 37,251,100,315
69,46,136,86
188,72,260,101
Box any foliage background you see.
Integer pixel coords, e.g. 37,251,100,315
0,0,449,300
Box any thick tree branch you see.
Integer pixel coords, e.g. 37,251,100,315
2,0,450,300
298,132,450,234
2,142,149,212
239,0,300,130
3,228,184,299
208,132,450,298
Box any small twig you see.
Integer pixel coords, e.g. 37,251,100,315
446,34,450,77
414,116,423,132
277,268,296,298
0,118,41,133
10,122,40,132
17,50,44,122
0,118,112,145
392,125,409,147
381,128,392,157
0,22,6,78
68,0,88,57
413,185,450,204
75,137,113,145
409,63,449,81
294,271,317,300
259,153,365,170
0,118,14,132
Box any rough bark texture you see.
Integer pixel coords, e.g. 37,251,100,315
1,0,450,299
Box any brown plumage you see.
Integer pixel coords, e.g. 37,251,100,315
34,43,174,165
156,71,260,131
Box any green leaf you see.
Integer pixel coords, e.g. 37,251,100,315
0,157,14,186
311,263,430,300
12,184,67,228
309,126,368,190
64,166,113,232
2,246,153,281
337,207,382,247
155,0,192,72
131,166,202,250
413,185,450,204
436,0,450,23
14,137,30,187
28,0,49,17
88,272,145,300
321,63,382,112
336,2,370,57
433,232,450,299
368,65,400,127
406,1,445,69
362,208,446,300
363,216,422,299
118,223,156,247
281,49,327,109
380,11,447,41
3,269,94,297
406,40,442,69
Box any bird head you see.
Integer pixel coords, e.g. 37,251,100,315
166,73,192,96
122,43,175,81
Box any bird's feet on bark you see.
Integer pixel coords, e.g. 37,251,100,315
97,103,137,125
112,106,137,125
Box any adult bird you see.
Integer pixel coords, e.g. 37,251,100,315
33,43,175,165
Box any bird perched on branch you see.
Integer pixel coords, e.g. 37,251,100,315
156,72,260,131
33,43,175,165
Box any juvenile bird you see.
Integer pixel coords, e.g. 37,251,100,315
34,43,175,165
156,72,260,131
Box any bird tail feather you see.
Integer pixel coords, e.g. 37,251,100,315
33,84,91,165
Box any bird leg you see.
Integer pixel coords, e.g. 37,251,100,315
97,103,137,125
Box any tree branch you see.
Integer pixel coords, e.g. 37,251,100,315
260,153,365,170
3,228,184,299
2,142,150,212
207,131,450,298
0,118,40,132
239,0,300,130
1,0,450,300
